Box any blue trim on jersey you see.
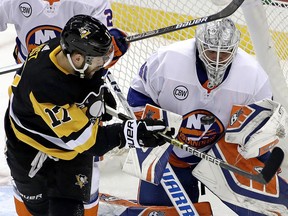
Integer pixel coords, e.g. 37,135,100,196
15,37,27,62
127,88,158,108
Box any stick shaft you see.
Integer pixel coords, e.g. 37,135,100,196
126,0,244,42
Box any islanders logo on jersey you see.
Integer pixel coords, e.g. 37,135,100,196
26,25,62,53
177,110,224,149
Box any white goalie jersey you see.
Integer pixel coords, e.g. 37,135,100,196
128,38,273,166
0,0,113,63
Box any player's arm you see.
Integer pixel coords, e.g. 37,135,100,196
0,0,14,31
31,97,169,156
127,52,164,118
90,0,114,28
250,64,273,101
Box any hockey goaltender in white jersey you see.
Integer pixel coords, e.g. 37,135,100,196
0,0,113,63
126,18,288,215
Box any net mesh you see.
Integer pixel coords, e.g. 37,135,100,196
105,0,288,156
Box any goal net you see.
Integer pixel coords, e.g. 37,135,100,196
109,0,288,111
102,0,288,160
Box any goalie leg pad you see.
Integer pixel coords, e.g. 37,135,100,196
193,137,288,215
99,193,213,216
138,164,199,206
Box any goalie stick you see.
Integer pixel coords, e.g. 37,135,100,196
0,0,245,75
105,105,284,185
106,71,200,216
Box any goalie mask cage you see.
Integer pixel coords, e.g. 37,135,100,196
109,0,288,114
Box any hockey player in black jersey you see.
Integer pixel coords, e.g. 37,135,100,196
4,14,171,216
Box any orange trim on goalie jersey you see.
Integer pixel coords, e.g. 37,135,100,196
217,138,278,194
228,104,254,129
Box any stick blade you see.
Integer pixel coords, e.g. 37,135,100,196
260,147,284,183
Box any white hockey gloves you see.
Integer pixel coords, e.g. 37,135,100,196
225,99,288,159
120,118,174,148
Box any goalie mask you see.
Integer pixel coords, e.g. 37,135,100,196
225,99,288,159
196,18,240,87
60,14,114,78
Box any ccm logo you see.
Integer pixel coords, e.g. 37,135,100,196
19,2,32,18
173,85,189,100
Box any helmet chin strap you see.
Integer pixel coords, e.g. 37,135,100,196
67,53,89,78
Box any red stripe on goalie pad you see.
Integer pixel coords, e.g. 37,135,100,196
99,193,213,216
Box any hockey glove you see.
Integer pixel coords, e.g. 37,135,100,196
106,28,129,68
120,118,170,148
225,99,288,159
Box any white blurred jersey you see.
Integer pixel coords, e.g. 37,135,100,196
0,0,113,63
129,38,273,165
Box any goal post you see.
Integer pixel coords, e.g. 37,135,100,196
241,0,288,110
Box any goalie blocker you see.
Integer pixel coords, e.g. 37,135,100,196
193,99,288,215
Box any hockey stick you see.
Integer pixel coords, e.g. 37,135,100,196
125,0,245,42
106,71,199,216
0,0,244,75
0,63,23,75
106,105,284,185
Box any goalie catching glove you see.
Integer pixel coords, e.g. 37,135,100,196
225,99,288,159
120,118,174,148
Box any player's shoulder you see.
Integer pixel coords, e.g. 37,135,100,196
162,38,195,51
157,38,196,58
234,48,265,73
153,38,196,65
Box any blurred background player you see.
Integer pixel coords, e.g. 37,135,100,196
0,0,113,63
127,18,273,212
4,14,171,216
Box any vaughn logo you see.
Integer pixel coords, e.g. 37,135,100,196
173,85,189,100
19,2,32,18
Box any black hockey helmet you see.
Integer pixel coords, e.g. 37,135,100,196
60,14,112,57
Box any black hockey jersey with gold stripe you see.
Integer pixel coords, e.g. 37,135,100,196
6,38,114,160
